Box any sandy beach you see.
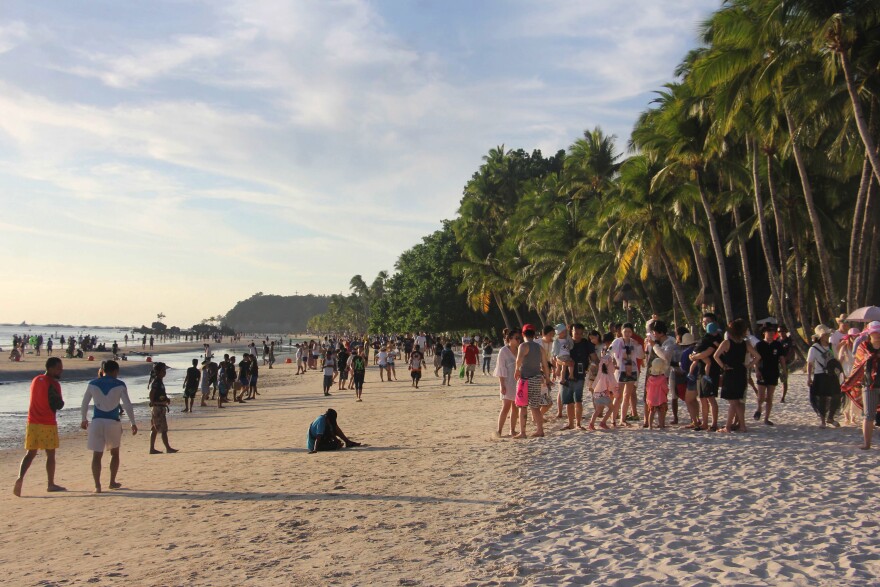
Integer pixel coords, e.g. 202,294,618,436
1,361,878,586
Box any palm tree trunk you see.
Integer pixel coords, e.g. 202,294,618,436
858,177,879,306
512,305,524,328
696,171,733,320
689,208,715,304
492,292,511,331
765,153,788,298
848,156,872,310
792,234,812,343
732,204,757,327
752,141,786,323
659,247,696,328
586,292,602,331
865,209,880,306
784,106,838,315
840,52,880,186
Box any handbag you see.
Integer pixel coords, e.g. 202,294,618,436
515,378,529,407
459,364,466,379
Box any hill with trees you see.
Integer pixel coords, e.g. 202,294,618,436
223,293,330,333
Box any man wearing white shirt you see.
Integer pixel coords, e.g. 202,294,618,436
830,314,848,356
80,360,137,493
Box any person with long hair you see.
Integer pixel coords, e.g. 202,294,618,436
493,330,521,436
714,318,760,433
610,323,644,427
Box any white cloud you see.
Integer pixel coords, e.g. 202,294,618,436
0,21,27,54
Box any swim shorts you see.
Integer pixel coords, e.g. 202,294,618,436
24,423,59,450
87,418,123,452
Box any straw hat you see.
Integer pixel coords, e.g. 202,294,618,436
649,358,668,376
814,324,833,338
680,332,696,346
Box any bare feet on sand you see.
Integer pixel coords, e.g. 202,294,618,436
13,479,22,497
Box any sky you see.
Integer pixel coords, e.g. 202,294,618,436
0,0,716,328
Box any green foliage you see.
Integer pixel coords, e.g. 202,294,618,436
224,293,330,333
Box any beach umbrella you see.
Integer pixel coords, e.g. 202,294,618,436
756,317,778,325
845,306,880,323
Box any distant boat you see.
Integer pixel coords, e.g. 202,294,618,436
19,321,27,327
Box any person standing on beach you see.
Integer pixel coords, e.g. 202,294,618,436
690,315,723,431
561,323,598,431
80,360,137,492
337,345,350,390
714,319,760,433
610,323,644,427
182,359,200,413
777,325,794,403
322,349,336,396
351,348,366,401
249,355,260,398
514,325,551,438
148,362,178,454
493,331,520,436
149,336,154,350
199,361,211,407
13,357,67,497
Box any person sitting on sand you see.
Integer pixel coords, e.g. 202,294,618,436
307,409,361,453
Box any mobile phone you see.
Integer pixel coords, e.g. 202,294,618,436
577,363,584,375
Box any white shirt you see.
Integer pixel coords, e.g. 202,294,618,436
610,337,645,375
807,344,832,374
829,330,845,355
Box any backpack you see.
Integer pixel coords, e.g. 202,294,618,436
812,344,844,380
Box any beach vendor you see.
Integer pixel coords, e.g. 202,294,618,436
307,409,361,453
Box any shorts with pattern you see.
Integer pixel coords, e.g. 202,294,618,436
151,405,169,433
184,387,197,399
24,423,59,450
524,375,545,408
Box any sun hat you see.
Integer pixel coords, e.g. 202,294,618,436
814,324,833,338
649,358,668,376
680,332,696,346
554,323,567,335
848,327,861,337
865,322,880,335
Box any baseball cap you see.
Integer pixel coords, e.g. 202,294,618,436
521,324,536,335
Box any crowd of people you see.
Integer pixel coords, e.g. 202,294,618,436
490,313,880,450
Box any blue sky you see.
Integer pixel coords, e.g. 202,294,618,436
0,0,716,327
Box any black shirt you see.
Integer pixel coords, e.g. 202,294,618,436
149,379,168,405
756,340,783,378
569,338,596,381
184,366,201,389
696,333,723,380
238,360,250,379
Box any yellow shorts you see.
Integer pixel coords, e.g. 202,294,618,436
24,423,59,451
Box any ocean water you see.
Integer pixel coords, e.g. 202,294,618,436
0,343,302,450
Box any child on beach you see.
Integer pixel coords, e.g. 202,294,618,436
589,333,617,430
199,361,211,407
646,358,670,429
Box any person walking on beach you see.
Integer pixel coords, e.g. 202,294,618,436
351,348,366,401
337,345,350,390
463,340,479,384
322,349,336,396
13,357,67,497
386,343,398,381
433,339,444,376
149,336,154,350
80,360,137,492
440,342,457,386
182,358,200,412
754,325,783,425
481,339,493,375
808,325,841,429
514,325,551,438
148,362,178,454
409,345,425,388
494,331,521,436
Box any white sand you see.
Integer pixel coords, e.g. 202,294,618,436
1,364,877,586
